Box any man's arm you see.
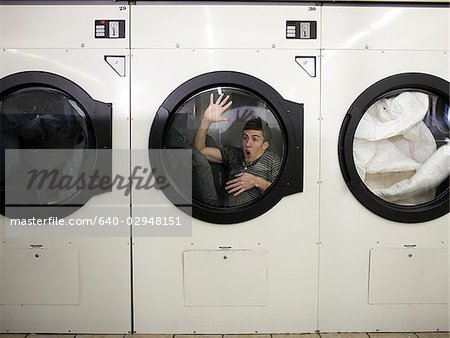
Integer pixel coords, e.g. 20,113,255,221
225,173,271,196
192,93,232,163
225,153,281,196
192,118,223,163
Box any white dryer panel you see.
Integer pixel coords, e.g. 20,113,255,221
322,6,448,51
319,5,449,332
0,4,131,334
131,3,320,50
0,60,131,331
0,239,131,333
131,3,321,332
132,47,320,334
319,48,449,333
0,5,128,49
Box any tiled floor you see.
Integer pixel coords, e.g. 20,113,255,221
0,333,449,338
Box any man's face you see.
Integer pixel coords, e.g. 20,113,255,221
241,129,269,164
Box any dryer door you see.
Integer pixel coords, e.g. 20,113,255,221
339,73,449,223
149,71,304,224
0,71,112,218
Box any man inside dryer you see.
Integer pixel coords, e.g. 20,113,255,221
192,93,281,207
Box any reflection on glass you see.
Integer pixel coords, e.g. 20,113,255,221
353,90,449,206
165,87,284,207
0,87,95,205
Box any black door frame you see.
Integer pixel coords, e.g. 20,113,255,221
149,71,304,224
0,71,113,218
338,72,449,223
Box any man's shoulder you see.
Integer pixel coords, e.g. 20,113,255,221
262,150,281,162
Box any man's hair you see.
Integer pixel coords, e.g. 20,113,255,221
243,117,272,142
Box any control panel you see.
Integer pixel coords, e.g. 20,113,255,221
286,21,317,39
95,20,126,39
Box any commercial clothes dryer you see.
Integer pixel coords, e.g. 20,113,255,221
0,2,131,333
319,4,449,332
131,3,321,333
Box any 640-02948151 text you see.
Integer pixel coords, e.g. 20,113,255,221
8,216,183,227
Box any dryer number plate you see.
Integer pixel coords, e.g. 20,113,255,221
95,20,125,39
286,21,317,39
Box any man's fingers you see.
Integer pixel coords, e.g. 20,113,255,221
215,93,224,105
233,188,245,196
228,185,243,194
219,95,230,107
225,181,239,189
226,177,241,185
222,100,232,111
226,180,248,194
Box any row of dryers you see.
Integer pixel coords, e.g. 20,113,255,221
0,1,448,334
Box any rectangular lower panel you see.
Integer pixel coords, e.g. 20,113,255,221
1,248,79,305
183,249,267,306
369,248,448,304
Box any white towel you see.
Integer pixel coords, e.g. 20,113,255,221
373,140,450,204
353,91,447,205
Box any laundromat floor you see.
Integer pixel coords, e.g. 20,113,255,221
0,332,449,338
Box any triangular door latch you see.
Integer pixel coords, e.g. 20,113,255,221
104,55,126,77
295,56,316,78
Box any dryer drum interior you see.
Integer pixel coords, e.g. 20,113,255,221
0,71,112,219
149,71,304,224
339,73,450,223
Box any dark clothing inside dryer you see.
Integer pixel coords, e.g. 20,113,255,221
0,132,19,181
0,87,95,205
1,114,87,149
192,148,224,206
166,126,224,206
1,88,92,149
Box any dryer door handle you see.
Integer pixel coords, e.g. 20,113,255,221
149,107,169,149
338,113,352,185
282,100,304,196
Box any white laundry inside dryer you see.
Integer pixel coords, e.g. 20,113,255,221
353,91,449,205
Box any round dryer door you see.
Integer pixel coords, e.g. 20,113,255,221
149,71,304,224
339,73,449,223
0,71,112,218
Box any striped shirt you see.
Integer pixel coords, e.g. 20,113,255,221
219,146,281,207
